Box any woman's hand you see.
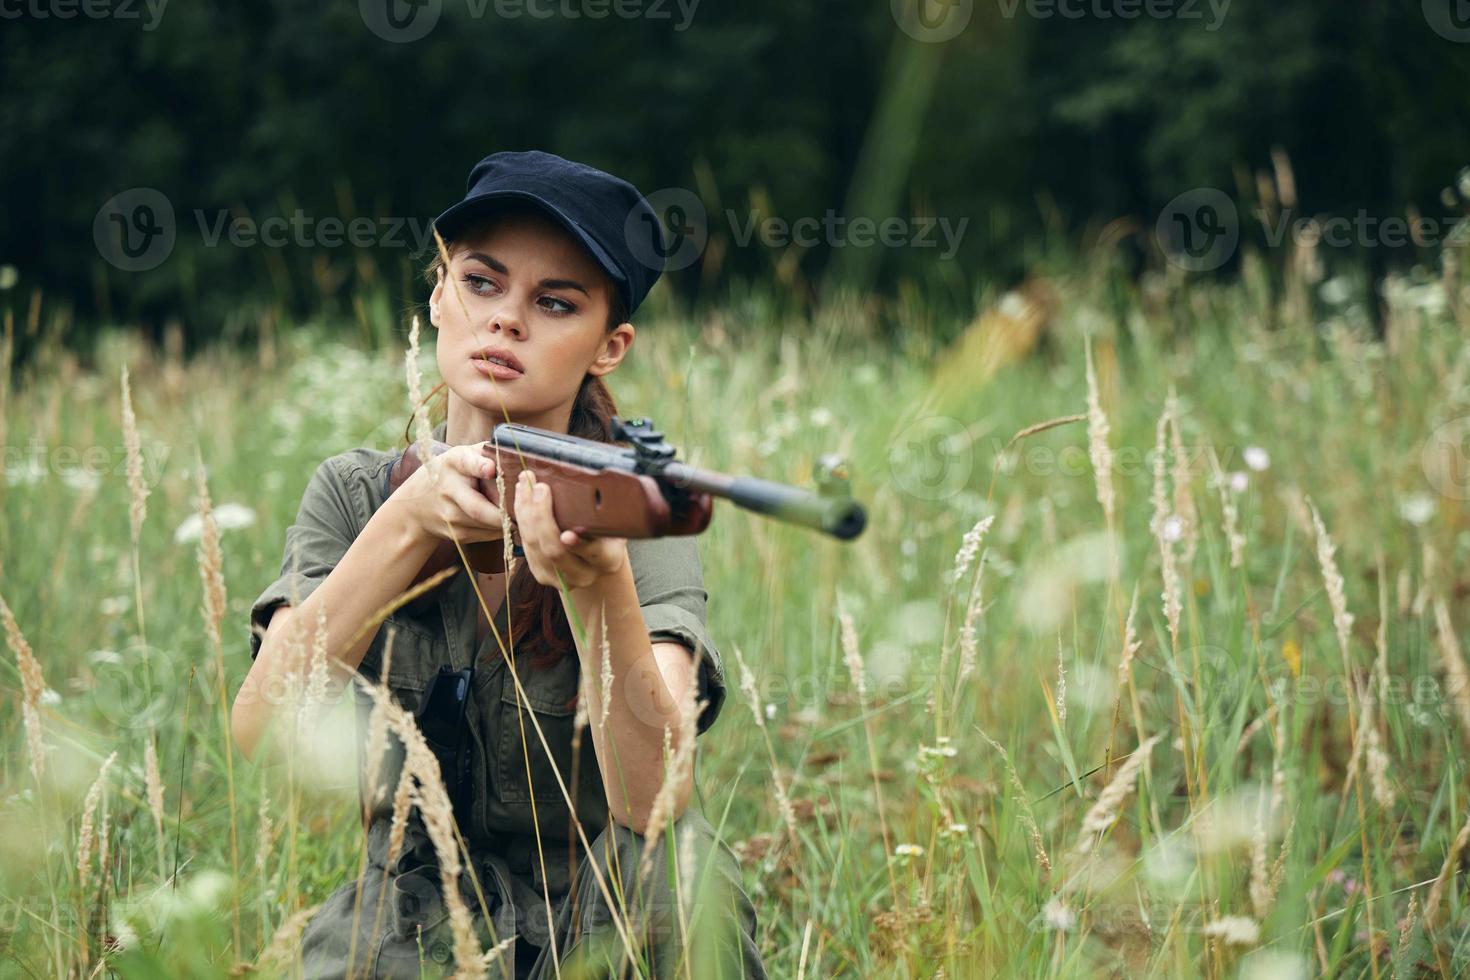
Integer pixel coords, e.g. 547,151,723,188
391,442,506,546
514,469,628,590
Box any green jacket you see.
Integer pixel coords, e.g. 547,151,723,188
247,421,729,897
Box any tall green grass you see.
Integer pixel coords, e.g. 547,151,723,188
2,253,1468,977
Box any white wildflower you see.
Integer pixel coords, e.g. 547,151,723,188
1230,471,1249,493
1243,446,1270,472
1398,492,1436,526
1043,896,1076,932
1202,915,1261,946
174,503,257,544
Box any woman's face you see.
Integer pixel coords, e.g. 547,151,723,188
429,207,634,437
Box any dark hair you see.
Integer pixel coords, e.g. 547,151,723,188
406,207,630,670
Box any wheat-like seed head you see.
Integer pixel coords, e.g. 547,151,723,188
193,453,227,656
836,593,866,705
1307,498,1354,673
977,726,1051,874
144,731,166,841
640,683,708,882
0,593,46,783
77,751,119,894
1150,409,1181,650
120,365,148,546
1084,336,1115,527
1075,734,1161,854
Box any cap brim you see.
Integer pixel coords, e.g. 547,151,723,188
431,190,629,296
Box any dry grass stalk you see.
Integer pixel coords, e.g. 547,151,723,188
1075,734,1162,854
1364,722,1394,811
194,457,227,655
1425,808,1470,928
407,315,436,473
1084,336,1116,529
0,593,46,783
363,630,398,809
598,610,613,734
354,677,486,978
976,727,1051,874
640,683,707,882
951,515,995,588
301,605,333,721
1115,590,1141,694
731,645,799,845
385,764,416,869
1398,895,1418,958
255,903,323,972
120,365,148,547
955,525,994,687
193,453,243,955
1307,498,1355,680
1433,598,1470,745
1003,413,1087,451
1207,447,1245,569
1251,707,1290,918
1150,410,1182,651
1166,388,1198,568
256,786,276,879
77,752,119,894
837,594,866,704
1055,636,1067,724
837,595,899,895
144,732,166,866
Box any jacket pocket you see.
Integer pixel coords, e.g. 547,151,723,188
355,620,445,819
494,683,580,806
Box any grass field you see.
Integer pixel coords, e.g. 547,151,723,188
2,252,1469,978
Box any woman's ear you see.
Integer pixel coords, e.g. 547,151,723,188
429,271,444,327
588,322,635,377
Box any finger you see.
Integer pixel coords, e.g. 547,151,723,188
452,483,503,529
444,443,496,482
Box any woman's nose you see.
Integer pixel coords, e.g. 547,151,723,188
485,301,526,338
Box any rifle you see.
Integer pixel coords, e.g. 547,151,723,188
385,416,866,579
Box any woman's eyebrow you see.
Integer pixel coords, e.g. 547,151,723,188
462,251,591,297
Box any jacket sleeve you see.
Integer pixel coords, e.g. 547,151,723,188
247,456,361,661
626,535,727,734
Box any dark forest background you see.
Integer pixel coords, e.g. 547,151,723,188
3,0,1468,355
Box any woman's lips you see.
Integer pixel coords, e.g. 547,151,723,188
471,357,524,380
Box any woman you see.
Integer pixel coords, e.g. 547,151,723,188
232,150,765,979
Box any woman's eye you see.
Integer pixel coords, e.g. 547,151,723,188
462,273,497,296
539,295,576,315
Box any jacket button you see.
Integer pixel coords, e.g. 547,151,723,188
431,939,451,963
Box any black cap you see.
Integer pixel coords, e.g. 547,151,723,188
432,150,665,316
